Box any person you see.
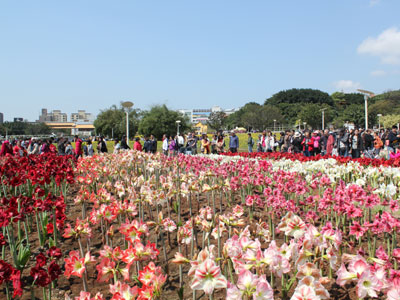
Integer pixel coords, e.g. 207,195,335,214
281,131,290,153
133,137,142,151
57,138,66,155
320,130,329,156
65,141,74,155
387,125,400,153
97,137,108,153
201,134,211,154
162,134,169,156
169,136,177,156
363,129,374,151
292,132,303,153
301,131,313,157
120,136,130,150
312,131,320,156
265,131,275,152
247,133,254,153
29,138,40,155
277,132,284,151
349,129,363,159
87,140,94,156
143,136,152,153
260,131,267,152
114,139,121,153
49,138,57,154
257,135,263,152
337,129,349,157
186,133,195,154
373,131,383,155
326,131,335,156
0,140,13,156
13,140,25,157
216,134,225,153
177,133,185,153
74,135,83,158
40,140,50,154
149,135,157,154
211,134,218,154
229,132,239,153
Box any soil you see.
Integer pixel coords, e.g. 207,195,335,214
0,183,374,300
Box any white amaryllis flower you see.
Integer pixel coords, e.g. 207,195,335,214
191,259,227,295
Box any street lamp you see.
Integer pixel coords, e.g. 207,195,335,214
122,101,134,145
357,89,375,130
176,120,181,135
320,108,328,130
273,119,276,132
377,114,382,131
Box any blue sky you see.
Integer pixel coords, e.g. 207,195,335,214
1,0,400,121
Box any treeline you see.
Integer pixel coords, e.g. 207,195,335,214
0,122,51,136
225,89,400,130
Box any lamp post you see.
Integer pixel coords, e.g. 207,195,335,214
176,120,181,135
273,119,276,132
122,101,134,146
357,89,375,130
377,114,382,131
320,108,327,130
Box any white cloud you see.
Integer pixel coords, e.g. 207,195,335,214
358,27,400,65
333,80,361,93
370,70,386,76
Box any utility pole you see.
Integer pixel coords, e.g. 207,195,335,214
320,108,328,130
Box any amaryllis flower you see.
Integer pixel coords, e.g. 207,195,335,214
291,284,319,300
64,251,86,278
190,259,227,295
109,281,138,300
349,221,367,240
30,266,51,287
356,271,380,299
47,246,62,260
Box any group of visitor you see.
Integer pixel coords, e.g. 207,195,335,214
254,126,400,159
159,131,241,156
3,125,400,160
0,135,110,159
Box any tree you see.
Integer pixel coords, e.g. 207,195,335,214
207,111,227,131
298,104,335,129
0,122,51,136
138,105,191,139
94,104,142,138
265,88,333,106
381,115,400,129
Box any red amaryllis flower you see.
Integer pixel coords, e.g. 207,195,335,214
46,223,54,234
30,266,51,287
48,261,62,281
11,269,22,297
0,259,13,284
47,246,62,260
35,253,47,268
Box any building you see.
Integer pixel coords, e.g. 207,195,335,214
71,110,94,123
178,106,239,124
44,122,95,136
0,112,3,124
38,109,67,123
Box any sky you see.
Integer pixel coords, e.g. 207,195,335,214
1,0,400,121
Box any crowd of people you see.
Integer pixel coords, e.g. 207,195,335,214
245,126,400,159
2,126,400,160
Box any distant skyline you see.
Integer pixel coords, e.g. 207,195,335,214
1,0,400,121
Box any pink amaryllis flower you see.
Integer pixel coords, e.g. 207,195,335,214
291,284,319,300
349,221,367,240
190,258,227,295
356,271,380,299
